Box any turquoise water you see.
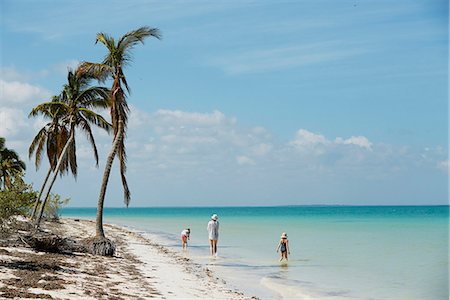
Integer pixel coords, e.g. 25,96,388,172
61,206,449,299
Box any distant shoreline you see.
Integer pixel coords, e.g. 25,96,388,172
62,204,450,209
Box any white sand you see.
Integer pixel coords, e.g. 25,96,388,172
0,218,257,299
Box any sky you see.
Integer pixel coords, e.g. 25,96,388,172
0,0,448,207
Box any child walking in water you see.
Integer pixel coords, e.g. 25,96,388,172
276,232,290,261
181,228,190,250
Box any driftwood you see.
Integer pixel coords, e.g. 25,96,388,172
20,232,86,254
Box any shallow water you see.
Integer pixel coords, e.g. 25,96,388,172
61,206,449,299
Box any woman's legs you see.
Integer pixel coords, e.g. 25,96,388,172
213,240,218,255
209,239,218,255
209,239,214,255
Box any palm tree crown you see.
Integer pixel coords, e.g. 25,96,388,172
29,96,70,174
0,137,26,190
80,26,161,206
30,68,112,177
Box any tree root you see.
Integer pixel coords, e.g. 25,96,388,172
85,236,116,256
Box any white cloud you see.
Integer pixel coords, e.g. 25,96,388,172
236,155,255,166
0,79,52,105
0,107,29,137
290,129,373,154
0,66,49,81
154,109,229,126
290,129,329,150
1,103,444,206
251,143,273,156
335,136,373,150
437,160,449,172
123,109,385,176
54,60,81,75
160,134,218,145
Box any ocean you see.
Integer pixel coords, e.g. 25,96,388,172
61,206,449,299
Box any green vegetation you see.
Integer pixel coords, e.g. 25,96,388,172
0,181,35,223
0,137,70,239
39,193,70,222
0,137,26,190
1,138,33,229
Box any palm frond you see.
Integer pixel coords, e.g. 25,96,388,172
78,108,112,133
78,62,112,82
17,160,26,172
29,127,47,159
67,136,77,179
56,127,70,173
29,102,68,118
96,33,115,52
117,26,161,54
119,69,131,94
118,142,130,206
76,86,110,107
79,119,99,166
34,130,47,170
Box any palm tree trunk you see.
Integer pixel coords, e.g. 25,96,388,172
4,175,11,190
30,167,52,219
35,131,75,228
95,119,124,237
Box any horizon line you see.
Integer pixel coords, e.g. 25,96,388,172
62,204,450,209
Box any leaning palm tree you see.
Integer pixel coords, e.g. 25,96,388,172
28,97,71,219
80,26,161,255
30,67,111,227
0,137,26,190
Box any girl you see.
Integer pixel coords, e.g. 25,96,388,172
276,232,290,261
181,228,190,250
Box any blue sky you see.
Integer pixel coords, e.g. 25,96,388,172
0,0,448,206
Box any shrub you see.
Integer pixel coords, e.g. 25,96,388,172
0,182,36,222
0,182,35,237
39,193,70,221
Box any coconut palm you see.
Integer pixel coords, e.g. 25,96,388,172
28,97,71,219
30,67,111,227
80,26,161,255
0,137,26,190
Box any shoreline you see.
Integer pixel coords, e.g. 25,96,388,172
0,218,259,299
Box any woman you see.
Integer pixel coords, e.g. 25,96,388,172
276,232,290,261
207,214,219,256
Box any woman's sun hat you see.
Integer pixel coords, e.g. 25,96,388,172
211,214,219,221
281,232,288,239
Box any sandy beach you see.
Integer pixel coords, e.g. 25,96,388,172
0,218,258,299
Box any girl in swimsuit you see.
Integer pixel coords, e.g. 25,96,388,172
181,228,190,250
276,232,290,261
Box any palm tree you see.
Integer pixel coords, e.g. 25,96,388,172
0,137,26,190
80,26,161,255
28,97,71,219
30,67,111,227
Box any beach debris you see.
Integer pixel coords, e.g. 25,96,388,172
20,232,84,254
